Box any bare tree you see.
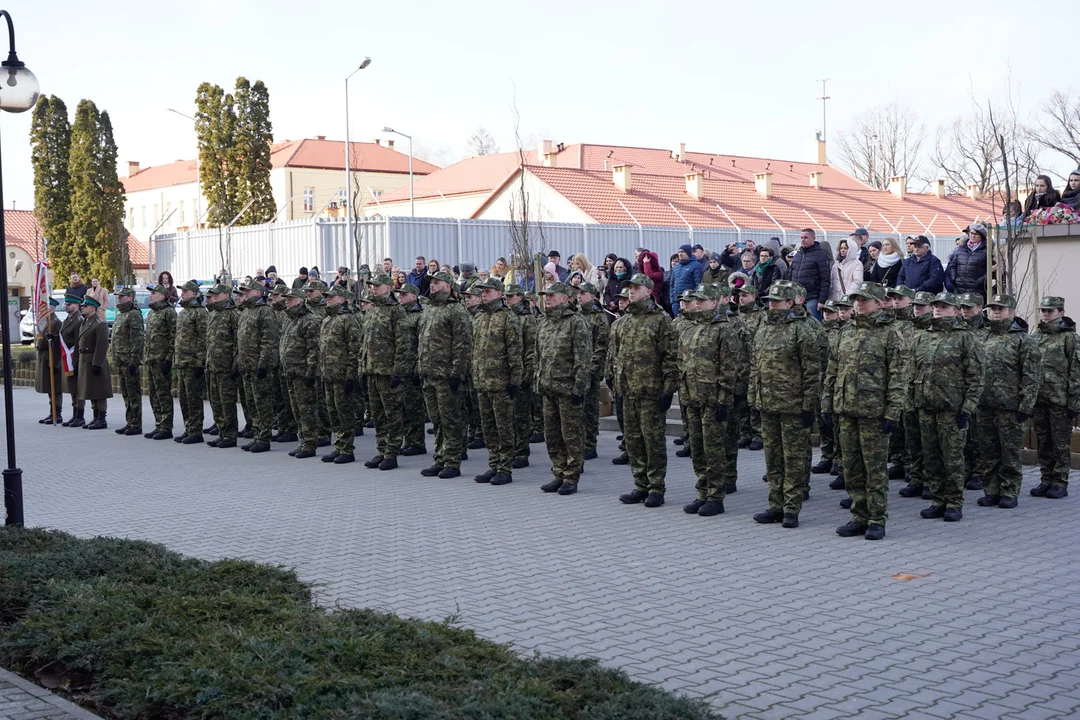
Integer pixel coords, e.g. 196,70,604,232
467,126,499,156
834,102,926,190
1030,90,1080,171
412,140,455,168
507,84,544,292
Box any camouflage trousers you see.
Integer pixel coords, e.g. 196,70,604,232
352,383,367,435
737,399,762,444
614,392,624,432
679,403,688,440
512,385,532,461
919,409,967,509
820,412,840,463
316,380,330,441
761,411,810,516
325,380,356,456
146,361,172,432
903,410,924,488
402,377,427,450
479,390,516,475
1034,401,1072,489
287,375,320,452
118,365,144,428
176,367,205,437
888,413,906,467
273,369,297,435
423,378,464,469
623,395,668,494
723,402,740,488
543,392,584,484
243,370,277,444
239,375,252,431
531,389,544,436
977,407,1025,498
838,416,890,527
207,371,239,442
583,376,601,452
963,409,981,480
368,374,404,459
685,403,730,502
463,378,482,441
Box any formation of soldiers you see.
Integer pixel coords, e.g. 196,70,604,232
34,267,1077,540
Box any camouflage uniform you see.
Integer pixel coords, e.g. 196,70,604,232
536,283,593,487
418,277,472,471
280,290,321,454
1032,297,1080,493
978,295,1043,501
463,289,484,446
819,311,846,468
885,290,916,477
900,293,936,494
304,280,331,442
174,283,209,439
472,279,524,478
320,286,362,457
360,278,410,463
509,287,537,464
268,288,298,440
961,295,991,486
144,296,177,434
236,282,281,446
672,291,694,447
111,291,146,430
579,286,609,455
735,290,764,448
395,285,427,452
822,283,907,530
912,294,985,512
346,298,367,434
725,303,752,490
205,286,241,444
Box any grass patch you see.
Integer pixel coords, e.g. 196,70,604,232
0,527,720,719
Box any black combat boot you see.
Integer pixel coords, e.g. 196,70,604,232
619,489,648,504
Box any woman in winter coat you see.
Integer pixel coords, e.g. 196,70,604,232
1022,175,1062,221
602,257,631,314
1061,168,1080,210
638,250,665,304
750,246,784,298
867,237,904,287
701,252,727,286
829,238,864,301
569,253,598,286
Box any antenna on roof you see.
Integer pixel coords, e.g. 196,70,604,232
709,158,714,165
790,164,794,172
607,150,614,158
766,162,770,170
731,159,736,168
818,78,831,141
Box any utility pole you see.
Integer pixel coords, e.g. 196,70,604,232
817,78,831,143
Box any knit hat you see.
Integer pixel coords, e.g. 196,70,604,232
266,265,277,275
679,243,693,256
299,266,309,275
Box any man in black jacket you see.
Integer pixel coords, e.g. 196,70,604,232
789,229,832,320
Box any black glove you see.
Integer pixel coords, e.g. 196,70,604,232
193,367,204,379
449,377,460,393
657,393,673,412
605,376,614,391
411,372,422,387
343,379,355,394
256,367,267,379
571,394,584,406
304,376,316,388
508,384,519,399
956,412,970,430
45,332,54,341
1015,411,1030,423
1068,408,1079,420
161,360,172,376
734,393,747,406
230,367,241,379
92,365,102,376
882,418,898,434
820,412,833,430
800,410,815,428
127,365,138,376
390,375,401,389
715,403,729,423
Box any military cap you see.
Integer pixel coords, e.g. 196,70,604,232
236,278,264,293
692,284,720,300
886,285,915,300
822,300,840,313
48,296,59,307
735,284,757,297
764,284,797,301
505,283,526,296
63,294,82,305
788,282,806,298
369,273,393,286
474,277,504,292
285,287,307,300
181,280,201,294
1039,295,1065,310
303,279,329,292
81,295,102,308
913,291,936,306
430,271,455,285
835,294,855,308
959,292,985,308
618,287,631,299
269,284,291,296
578,281,598,295
115,286,135,298
465,284,484,296
931,291,960,307
715,284,732,297
206,283,232,296
987,293,1017,309
626,273,654,290
849,281,886,301
525,292,538,303
394,283,421,294
324,284,351,299
678,289,695,302
539,281,572,296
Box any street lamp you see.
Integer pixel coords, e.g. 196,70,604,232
345,57,371,283
166,107,201,230
383,127,413,217
0,10,40,527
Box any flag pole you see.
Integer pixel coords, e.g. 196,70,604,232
47,320,56,424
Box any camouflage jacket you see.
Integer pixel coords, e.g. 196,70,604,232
144,300,177,365
749,308,820,414
912,312,933,331
608,297,678,398
417,291,472,380
911,317,984,415
536,301,592,397
279,302,320,378
580,300,609,379
472,299,523,391
1033,317,1080,410
320,305,362,382
174,298,208,369
306,297,327,323
820,317,845,406
513,302,538,388
965,314,991,343
398,300,423,377
727,310,751,396
205,298,240,373
236,295,280,372
677,310,742,408
360,292,408,377
822,311,907,420
111,302,145,366
980,317,1043,413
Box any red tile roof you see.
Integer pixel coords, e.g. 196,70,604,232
7,210,149,268
375,151,536,205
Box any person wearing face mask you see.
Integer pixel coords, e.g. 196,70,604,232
1061,168,1080,210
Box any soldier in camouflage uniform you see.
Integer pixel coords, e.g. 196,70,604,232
319,284,362,464
611,274,678,507
304,279,331,445
59,295,86,427
960,293,990,491
735,284,764,451
823,282,907,541
899,291,937,499
536,281,592,495
976,293,1043,508
749,284,820,528
815,299,847,477
577,282,609,460
884,286,916,481
111,287,146,436
463,285,485,450
609,287,632,466
722,283,752,494
173,281,208,444
264,285,298,443
505,284,537,468
361,273,409,471
418,271,472,479
1031,296,1080,499
526,292,546,444
279,288,321,458
913,292,985,521
204,283,241,448
235,278,280,452
678,283,742,516
394,283,427,456
472,278,524,485
672,289,695,458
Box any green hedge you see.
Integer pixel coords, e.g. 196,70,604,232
0,528,720,719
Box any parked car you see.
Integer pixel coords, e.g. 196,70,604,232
19,291,68,344
19,289,152,344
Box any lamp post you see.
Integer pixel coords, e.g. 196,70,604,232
345,58,371,278
382,127,413,217
0,10,40,527
166,107,201,230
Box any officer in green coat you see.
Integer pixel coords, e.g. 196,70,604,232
111,287,147,437
174,281,209,444
59,295,86,427
1031,296,1080,499
34,297,63,424
77,295,112,429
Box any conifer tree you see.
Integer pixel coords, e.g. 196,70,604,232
29,95,73,275
234,77,275,224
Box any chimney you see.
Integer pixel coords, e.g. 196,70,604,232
816,131,827,164
889,175,906,201
613,163,632,193
754,171,772,198
674,142,686,162
933,179,946,198
316,135,326,140
966,183,981,200
373,138,381,146
685,171,704,201
538,139,553,159
386,139,395,150
809,171,823,190
127,161,140,177
542,148,557,168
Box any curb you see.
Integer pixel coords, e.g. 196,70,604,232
0,668,102,720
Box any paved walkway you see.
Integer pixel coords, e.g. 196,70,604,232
8,388,1080,720
0,669,100,720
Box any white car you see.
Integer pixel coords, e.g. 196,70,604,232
19,292,68,344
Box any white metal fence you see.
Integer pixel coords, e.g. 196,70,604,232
152,216,964,283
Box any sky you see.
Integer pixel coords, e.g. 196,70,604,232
2,0,1075,210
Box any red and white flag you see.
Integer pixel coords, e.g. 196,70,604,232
32,259,50,335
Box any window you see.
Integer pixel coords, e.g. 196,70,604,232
372,190,383,198
127,207,134,229
141,206,146,229
178,200,185,225
303,187,314,212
